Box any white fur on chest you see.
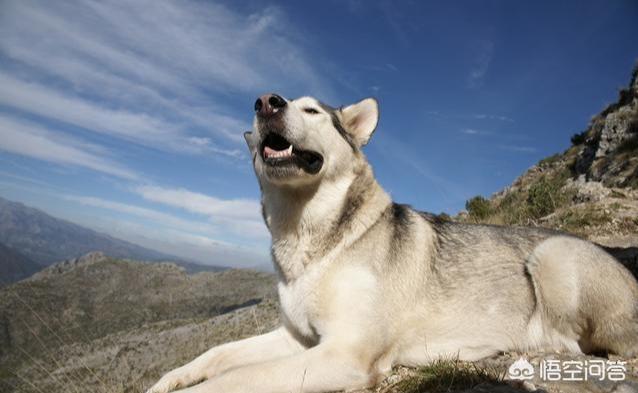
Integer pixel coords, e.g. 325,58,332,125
278,265,324,340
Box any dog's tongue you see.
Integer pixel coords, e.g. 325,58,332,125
264,145,293,158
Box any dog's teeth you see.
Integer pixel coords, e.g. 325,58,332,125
264,144,293,159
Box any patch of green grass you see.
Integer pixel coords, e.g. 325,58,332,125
609,202,624,211
493,190,528,225
526,176,561,219
394,360,505,393
538,153,561,167
437,212,452,222
465,196,492,221
520,169,575,223
465,169,575,226
556,206,612,235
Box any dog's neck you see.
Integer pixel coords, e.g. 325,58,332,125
261,161,391,281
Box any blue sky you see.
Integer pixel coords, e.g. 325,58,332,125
0,0,636,267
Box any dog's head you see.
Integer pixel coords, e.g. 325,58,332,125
244,94,378,186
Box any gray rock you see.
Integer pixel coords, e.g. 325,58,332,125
565,178,611,203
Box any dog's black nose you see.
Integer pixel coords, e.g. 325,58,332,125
255,93,286,117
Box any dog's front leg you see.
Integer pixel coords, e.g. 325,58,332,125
147,327,306,393
174,343,376,393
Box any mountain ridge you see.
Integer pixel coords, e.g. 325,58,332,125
0,196,230,284
0,196,177,265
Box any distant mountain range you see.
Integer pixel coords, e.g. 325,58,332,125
0,197,226,284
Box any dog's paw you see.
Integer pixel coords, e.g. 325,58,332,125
146,368,192,393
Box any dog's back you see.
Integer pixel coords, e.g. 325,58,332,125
370,205,638,362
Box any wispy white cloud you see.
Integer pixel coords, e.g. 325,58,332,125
133,185,261,221
109,221,269,268
0,0,328,95
0,0,337,156
0,72,237,155
467,40,494,89
426,110,514,123
0,0,342,264
472,113,515,123
64,194,220,235
0,115,139,180
498,144,537,153
362,63,400,73
377,1,412,47
133,185,268,238
373,133,471,205
461,128,486,136
63,192,268,260
0,170,68,191
0,178,268,267
60,210,269,268
66,187,268,241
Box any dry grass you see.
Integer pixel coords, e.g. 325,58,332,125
390,359,506,393
553,205,612,236
0,257,278,393
465,167,576,227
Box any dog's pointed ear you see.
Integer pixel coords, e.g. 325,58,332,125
244,131,256,150
340,98,379,147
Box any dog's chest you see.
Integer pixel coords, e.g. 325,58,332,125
277,267,324,340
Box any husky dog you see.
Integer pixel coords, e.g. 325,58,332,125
148,94,638,393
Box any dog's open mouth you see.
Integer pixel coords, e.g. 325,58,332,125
261,133,323,174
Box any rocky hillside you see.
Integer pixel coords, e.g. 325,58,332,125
462,63,638,272
0,253,277,392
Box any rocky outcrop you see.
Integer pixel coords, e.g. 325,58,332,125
566,177,611,203
27,251,109,279
575,65,638,188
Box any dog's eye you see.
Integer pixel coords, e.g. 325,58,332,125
303,108,320,114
